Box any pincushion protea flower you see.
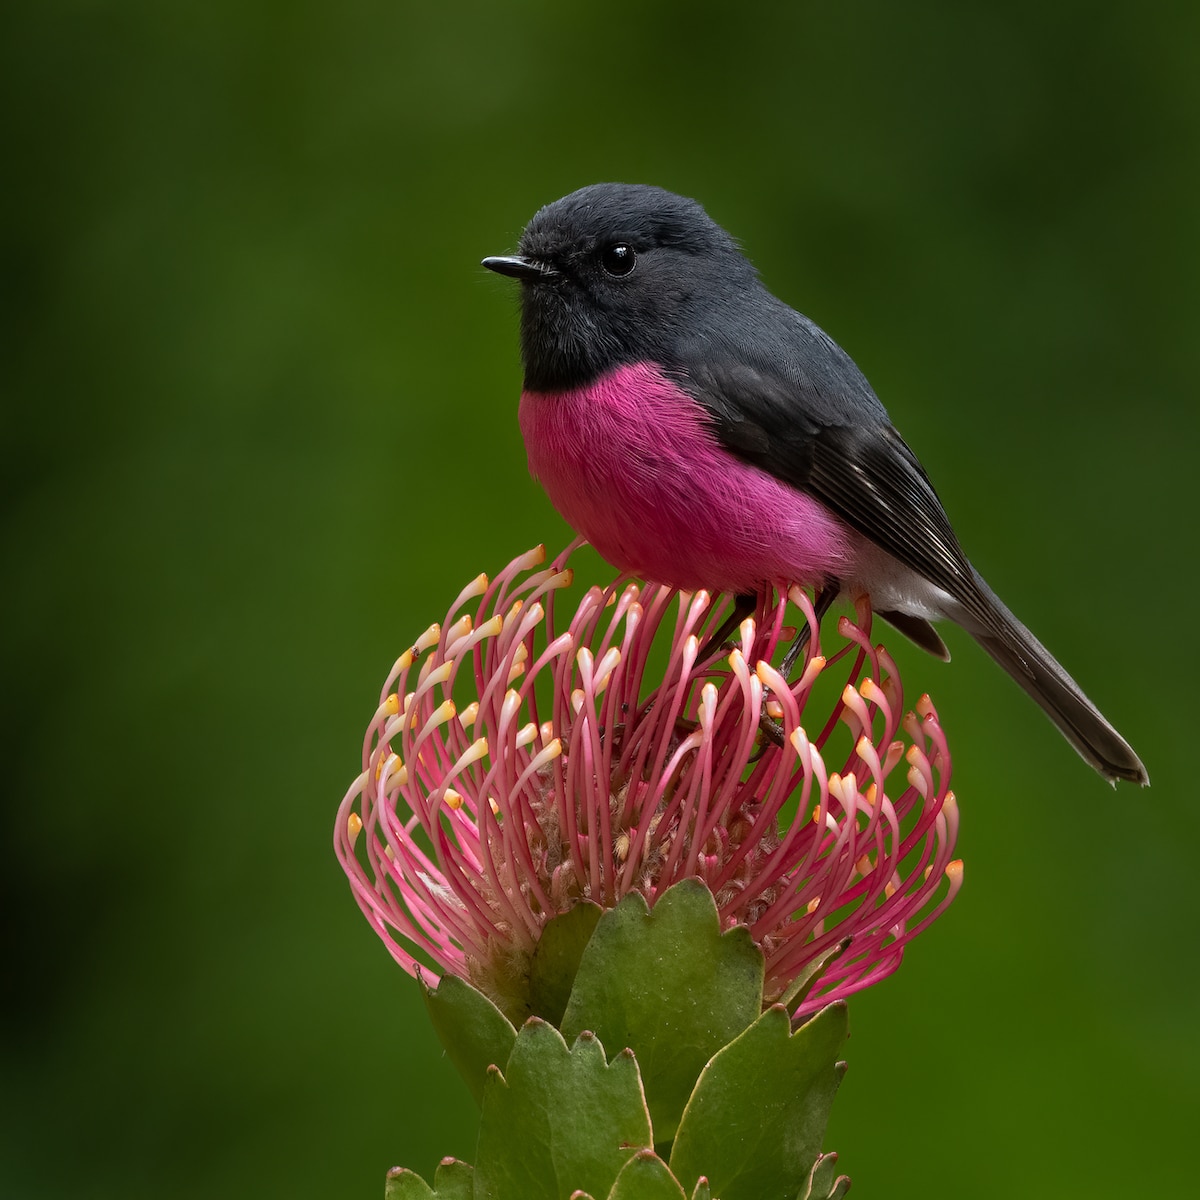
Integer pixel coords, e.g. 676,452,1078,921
335,544,961,1021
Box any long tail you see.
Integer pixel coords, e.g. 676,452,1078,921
957,572,1148,785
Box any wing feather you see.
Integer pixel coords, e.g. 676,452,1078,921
680,353,993,626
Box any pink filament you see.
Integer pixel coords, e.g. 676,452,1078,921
334,544,961,1015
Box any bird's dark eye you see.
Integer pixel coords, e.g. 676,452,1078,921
600,243,636,277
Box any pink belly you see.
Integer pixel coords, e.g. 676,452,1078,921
519,362,854,593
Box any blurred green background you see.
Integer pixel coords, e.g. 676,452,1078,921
3,1,1196,1197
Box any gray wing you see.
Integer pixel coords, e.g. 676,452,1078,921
680,350,994,629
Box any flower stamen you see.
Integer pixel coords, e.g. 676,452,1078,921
335,546,962,1021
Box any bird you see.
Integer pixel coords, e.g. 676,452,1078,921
482,183,1147,785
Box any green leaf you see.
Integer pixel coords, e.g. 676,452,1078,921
421,972,517,1107
528,901,603,1026
560,880,764,1143
689,1178,712,1200
475,1019,653,1200
384,1159,472,1200
796,1152,850,1200
669,1002,849,1200
606,1151,687,1200
384,1167,433,1200
430,1159,474,1200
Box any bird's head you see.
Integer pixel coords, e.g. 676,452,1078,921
483,183,755,391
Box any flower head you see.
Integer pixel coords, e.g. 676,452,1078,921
336,544,961,1020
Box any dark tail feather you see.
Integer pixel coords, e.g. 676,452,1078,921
877,609,951,661
961,574,1148,786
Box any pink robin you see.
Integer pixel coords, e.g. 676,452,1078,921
483,183,1147,785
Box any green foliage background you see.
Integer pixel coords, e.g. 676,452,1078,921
3,2,1196,1197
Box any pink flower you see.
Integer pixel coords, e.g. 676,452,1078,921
335,544,962,1020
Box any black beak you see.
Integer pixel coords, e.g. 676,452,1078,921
481,255,556,282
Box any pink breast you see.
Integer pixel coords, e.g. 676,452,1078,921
518,362,854,593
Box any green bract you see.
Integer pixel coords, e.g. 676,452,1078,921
409,881,850,1200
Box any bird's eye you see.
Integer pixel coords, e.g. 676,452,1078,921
600,243,636,277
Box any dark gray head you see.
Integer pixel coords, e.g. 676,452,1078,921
483,183,757,392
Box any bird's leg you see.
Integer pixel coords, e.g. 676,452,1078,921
634,595,757,748
779,581,839,680
698,592,757,664
752,583,841,754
